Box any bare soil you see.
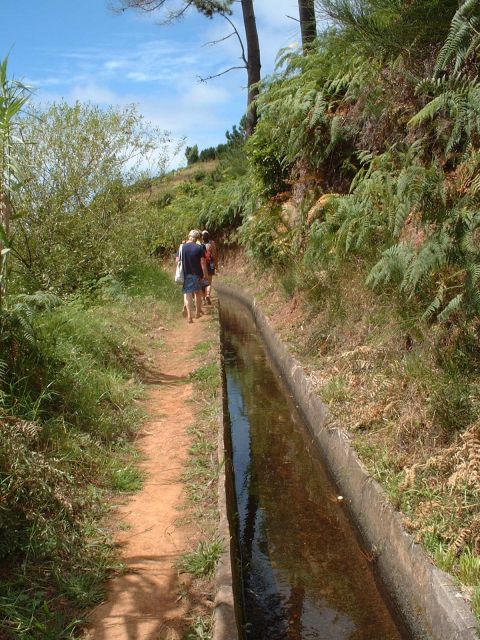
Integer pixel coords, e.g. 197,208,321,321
83,308,213,640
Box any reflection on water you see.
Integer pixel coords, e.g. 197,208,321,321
220,302,409,640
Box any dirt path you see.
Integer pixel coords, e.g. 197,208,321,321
84,308,213,640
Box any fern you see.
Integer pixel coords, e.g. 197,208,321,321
0,291,61,375
367,243,414,289
403,231,452,295
409,76,480,155
0,358,6,387
435,0,480,75
422,283,447,321
437,293,464,322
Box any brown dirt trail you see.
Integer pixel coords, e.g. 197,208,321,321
84,310,213,640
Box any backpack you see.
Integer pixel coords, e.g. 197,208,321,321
204,242,215,273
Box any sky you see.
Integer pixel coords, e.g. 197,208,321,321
1,0,303,169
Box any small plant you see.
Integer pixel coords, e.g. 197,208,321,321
184,615,213,640
178,539,223,578
472,586,480,623
110,465,143,492
194,170,206,182
458,549,480,587
320,375,351,404
433,544,457,574
193,341,211,356
188,363,219,396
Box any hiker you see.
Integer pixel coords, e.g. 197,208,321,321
176,239,188,317
180,229,208,323
201,230,217,305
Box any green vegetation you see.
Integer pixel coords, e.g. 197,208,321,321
0,269,178,638
178,338,221,640
150,0,480,623
0,55,179,638
178,539,223,578
184,615,213,640
13,101,169,293
183,355,221,530
2,0,480,632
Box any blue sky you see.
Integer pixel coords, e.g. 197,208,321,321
1,0,302,168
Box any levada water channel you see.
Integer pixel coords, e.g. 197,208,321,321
220,299,412,640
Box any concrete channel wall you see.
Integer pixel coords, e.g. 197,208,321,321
213,324,239,640
214,282,478,640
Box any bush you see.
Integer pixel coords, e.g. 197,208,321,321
0,268,176,638
12,102,170,294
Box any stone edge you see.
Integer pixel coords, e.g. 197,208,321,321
213,312,239,640
215,282,478,640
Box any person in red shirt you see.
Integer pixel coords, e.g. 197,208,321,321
201,230,217,305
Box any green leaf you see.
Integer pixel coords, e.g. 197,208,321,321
0,223,9,246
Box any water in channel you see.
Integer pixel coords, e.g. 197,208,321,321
220,301,410,640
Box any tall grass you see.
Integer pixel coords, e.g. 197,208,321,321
0,263,177,639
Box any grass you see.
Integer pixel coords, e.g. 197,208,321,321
320,375,352,404
188,362,219,395
183,407,220,512
459,549,480,587
184,615,213,640
110,465,144,492
0,264,175,639
178,540,223,578
473,588,480,619
178,338,221,640
193,341,212,356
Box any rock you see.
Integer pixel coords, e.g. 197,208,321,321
280,200,301,228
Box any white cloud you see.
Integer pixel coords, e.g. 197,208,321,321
68,81,118,104
27,2,308,169
104,59,125,70
126,71,151,82
183,82,230,107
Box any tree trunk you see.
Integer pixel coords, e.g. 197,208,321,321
298,0,316,52
241,0,261,137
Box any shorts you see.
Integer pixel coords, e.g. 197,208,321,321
182,274,202,294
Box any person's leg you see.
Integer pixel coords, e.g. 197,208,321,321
194,290,203,318
205,275,213,304
184,293,194,323
194,293,204,316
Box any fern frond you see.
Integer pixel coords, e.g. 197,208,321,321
435,0,480,75
367,243,414,289
422,283,447,321
402,231,451,296
470,173,480,195
437,293,464,322
408,94,447,127
393,200,411,238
